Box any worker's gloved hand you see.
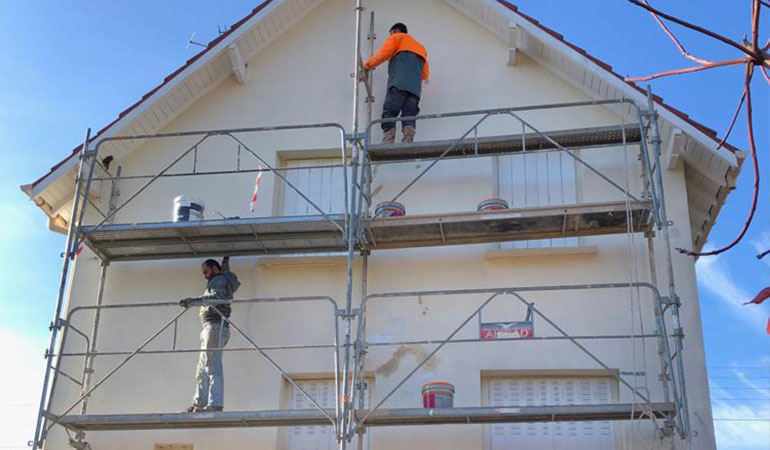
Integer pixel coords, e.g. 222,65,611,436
179,297,196,308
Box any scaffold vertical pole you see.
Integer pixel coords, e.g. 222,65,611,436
646,86,690,439
79,262,108,416
353,11,375,450
32,128,91,449
71,260,110,449
341,0,365,448
646,233,676,437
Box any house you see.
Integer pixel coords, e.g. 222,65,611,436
22,1,743,449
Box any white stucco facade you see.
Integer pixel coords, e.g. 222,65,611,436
34,1,724,449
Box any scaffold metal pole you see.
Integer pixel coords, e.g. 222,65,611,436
340,1,366,448
32,128,91,449
646,86,690,439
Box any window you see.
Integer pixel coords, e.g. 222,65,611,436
483,376,617,450
282,158,347,217
496,151,579,248
281,378,371,450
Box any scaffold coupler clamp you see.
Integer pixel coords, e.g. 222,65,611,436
69,432,92,450
345,132,366,144
355,340,368,357
49,318,66,332
662,294,682,309
337,308,361,320
658,415,676,439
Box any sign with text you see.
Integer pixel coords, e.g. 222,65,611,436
480,321,534,340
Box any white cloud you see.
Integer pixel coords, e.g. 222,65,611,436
696,253,768,332
0,329,47,449
710,361,770,450
712,399,770,450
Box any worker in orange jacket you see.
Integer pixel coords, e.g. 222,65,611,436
363,23,429,144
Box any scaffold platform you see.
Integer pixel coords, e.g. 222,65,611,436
78,214,349,261
367,124,641,162
53,402,674,431
78,201,651,261
364,201,651,249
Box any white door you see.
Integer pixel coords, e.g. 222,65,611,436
497,151,579,248
282,158,347,216
284,378,371,450
485,376,616,450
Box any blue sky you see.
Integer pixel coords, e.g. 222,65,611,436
0,1,767,448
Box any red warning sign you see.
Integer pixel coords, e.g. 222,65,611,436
480,321,534,340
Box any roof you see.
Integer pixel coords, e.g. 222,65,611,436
22,0,743,250
26,0,739,193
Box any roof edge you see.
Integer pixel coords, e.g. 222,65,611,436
493,0,741,165
26,0,742,202
25,0,279,198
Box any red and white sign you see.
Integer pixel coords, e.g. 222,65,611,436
480,321,534,340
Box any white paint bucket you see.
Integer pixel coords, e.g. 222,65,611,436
477,198,509,212
173,196,205,222
375,201,406,218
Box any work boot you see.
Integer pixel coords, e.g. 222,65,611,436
402,126,416,143
201,405,224,412
382,128,396,144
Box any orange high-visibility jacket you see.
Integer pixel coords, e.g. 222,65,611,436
364,33,430,80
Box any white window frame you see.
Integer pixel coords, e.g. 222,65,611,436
481,373,620,450
276,156,348,218
493,150,582,250
279,376,372,450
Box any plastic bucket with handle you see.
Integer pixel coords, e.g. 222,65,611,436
173,196,205,222
477,198,509,212
422,381,455,408
375,201,406,218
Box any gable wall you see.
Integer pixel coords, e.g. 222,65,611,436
46,1,712,449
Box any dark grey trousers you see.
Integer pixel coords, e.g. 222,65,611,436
381,87,420,131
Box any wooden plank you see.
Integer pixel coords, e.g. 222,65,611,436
264,16,279,36
241,29,258,53
156,98,173,118
191,70,208,92
254,24,269,43
145,106,163,129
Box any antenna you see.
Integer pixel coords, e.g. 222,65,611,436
186,32,207,50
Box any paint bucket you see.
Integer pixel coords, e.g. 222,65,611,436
422,381,455,408
375,201,406,218
173,196,205,222
477,197,509,212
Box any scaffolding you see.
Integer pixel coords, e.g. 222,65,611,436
31,3,692,449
